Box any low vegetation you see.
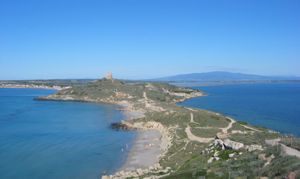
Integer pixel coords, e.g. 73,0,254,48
36,78,300,178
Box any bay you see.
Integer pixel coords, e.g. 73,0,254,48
180,83,300,137
0,88,135,179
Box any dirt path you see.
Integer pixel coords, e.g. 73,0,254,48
185,125,214,143
185,110,238,143
189,112,202,125
143,91,148,100
190,113,194,123
187,107,235,135
143,91,165,112
185,107,197,112
185,113,214,143
221,117,235,134
241,124,261,132
186,112,235,142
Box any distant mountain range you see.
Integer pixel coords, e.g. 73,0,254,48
152,71,300,82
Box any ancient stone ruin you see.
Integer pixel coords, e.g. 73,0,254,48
105,72,113,80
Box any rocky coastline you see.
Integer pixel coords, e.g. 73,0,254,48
35,78,300,178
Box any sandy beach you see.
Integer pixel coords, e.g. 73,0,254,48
103,103,171,178
121,130,162,171
118,103,165,171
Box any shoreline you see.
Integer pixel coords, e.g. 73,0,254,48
30,81,300,178
121,130,162,171
115,103,170,172
36,94,169,178
104,102,172,179
0,84,70,90
108,91,300,178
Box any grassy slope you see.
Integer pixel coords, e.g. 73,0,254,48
41,79,300,178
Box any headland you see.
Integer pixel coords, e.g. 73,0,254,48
34,77,300,178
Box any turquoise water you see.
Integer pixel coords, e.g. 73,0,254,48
180,83,300,137
0,88,136,179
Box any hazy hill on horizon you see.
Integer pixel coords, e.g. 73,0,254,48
1,71,300,83
152,71,300,82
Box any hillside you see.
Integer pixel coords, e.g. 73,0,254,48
153,71,300,82
38,78,200,109
38,77,300,178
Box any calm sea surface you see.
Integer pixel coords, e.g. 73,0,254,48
0,88,136,179
180,83,300,137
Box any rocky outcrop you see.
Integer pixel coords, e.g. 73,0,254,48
223,139,244,150
246,144,263,152
103,165,171,179
214,139,244,150
110,122,137,131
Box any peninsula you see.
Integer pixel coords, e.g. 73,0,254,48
36,76,300,178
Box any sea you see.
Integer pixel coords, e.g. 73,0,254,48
179,83,300,137
1,83,300,178
0,88,136,179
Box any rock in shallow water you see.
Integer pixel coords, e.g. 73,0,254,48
110,122,136,131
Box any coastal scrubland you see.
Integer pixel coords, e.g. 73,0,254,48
36,78,300,178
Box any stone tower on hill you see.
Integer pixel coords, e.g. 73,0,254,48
105,72,113,80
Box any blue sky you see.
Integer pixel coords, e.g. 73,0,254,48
0,0,299,80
